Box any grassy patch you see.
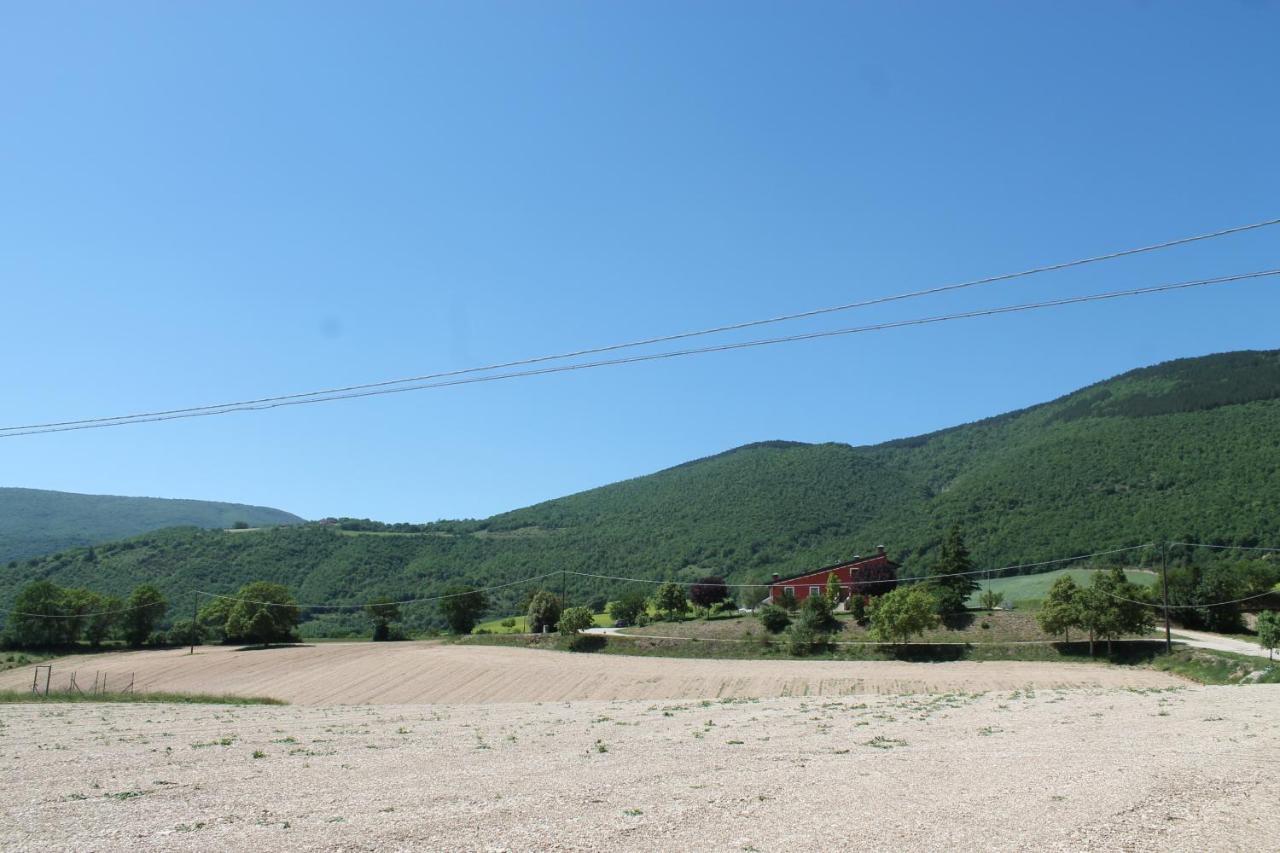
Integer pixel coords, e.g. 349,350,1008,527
965,568,1157,609
0,689,286,705
1149,648,1280,685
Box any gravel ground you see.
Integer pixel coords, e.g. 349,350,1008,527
1,685,1277,851
0,642,1183,704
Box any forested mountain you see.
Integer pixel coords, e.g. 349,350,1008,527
0,488,303,564
4,349,1279,630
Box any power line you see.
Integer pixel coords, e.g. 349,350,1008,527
5,268,1278,438
1171,541,1280,553
1095,586,1278,609
6,215,1275,435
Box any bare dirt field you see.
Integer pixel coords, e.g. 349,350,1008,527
1,685,1277,851
0,642,1184,704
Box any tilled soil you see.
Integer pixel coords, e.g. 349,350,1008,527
1,685,1277,851
0,642,1184,704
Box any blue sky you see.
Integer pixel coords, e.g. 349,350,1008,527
2,2,1278,521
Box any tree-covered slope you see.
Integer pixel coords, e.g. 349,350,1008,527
3,349,1279,628
0,488,303,564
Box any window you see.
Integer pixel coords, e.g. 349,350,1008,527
785,586,795,597
809,585,820,596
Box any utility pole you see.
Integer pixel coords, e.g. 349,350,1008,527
1160,542,1172,653
560,569,567,610
190,593,198,655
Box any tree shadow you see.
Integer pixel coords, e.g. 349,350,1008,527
232,643,313,652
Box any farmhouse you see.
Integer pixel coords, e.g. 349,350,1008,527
768,547,899,604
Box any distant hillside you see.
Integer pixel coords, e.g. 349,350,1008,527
4,349,1279,631
0,488,303,564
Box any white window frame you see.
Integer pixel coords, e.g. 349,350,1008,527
809,585,821,597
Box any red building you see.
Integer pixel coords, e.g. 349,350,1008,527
768,547,899,605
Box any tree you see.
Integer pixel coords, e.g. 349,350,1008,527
848,594,867,625
776,588,798,612
825,572,843,604
224,582,298,647
978,589,1004,611
607,590,648,625
1195,564,1246,634
84,595,124,647
1256,611,1279,661
123,585,167,647
799,592,839,632
652,582,688,621
689,576,729,609
868,586,939,646
1079,568,1154,655
928,524,979,614
7,581,68,648
197,596,235,643
365,596,402,641
526,589,562,634
558,606,595,636
438,585,488,635
1037,576,1082,643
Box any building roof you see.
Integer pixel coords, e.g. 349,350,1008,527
770,552,899,585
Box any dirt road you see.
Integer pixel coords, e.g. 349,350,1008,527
0,641,1184,704
1,685,1276,851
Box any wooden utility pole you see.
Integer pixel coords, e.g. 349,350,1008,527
560,569,568,610
1160,542,1172,653
190,593,198,655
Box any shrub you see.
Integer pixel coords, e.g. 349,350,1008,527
799,593,839,632
757,605,791,634
776,588,798,612
558,606,595,636
848,594,867,625
868,586,939,645
1257,611,1279,660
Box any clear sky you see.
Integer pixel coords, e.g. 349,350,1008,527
2,2,1278,522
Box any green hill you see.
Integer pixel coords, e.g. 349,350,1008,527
3,349,1279,632
0,488,303,565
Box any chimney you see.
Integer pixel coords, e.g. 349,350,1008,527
772,573,780,583
877,544,886,556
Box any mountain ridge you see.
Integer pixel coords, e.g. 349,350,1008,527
3,348,1278,631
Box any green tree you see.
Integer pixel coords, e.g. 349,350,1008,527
1079,568,1154,655
526,589,562,634
928,524,979,614
84,595,124,647
651,582,688,621
1256,611,1279,661
848,594,867,624
776,588,798,612
558,606,595,636
1037,576,1082,643
224,582,298,647
825,571,842,604
123,585,167,647
607,590,648,625
438,585,488,635
868,586,939,646
365,596,402,641
197,596,235,643
757,604,791,634
7,580,68,648
799,592,839,632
